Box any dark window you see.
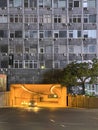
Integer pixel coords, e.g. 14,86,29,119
73,18,77,23
84,18,88,23
15,31,22,38
59,31,67,38
54,18,57,23
0,30,8,38
78,17,81,23
1,60,8,68
54,33,59,38
0,0,7,7
74,1,79,7
77,30,81,37
0,45,8,53
10,33,14,38
24,0,28,7
30,0,37,8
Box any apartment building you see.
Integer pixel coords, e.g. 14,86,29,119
0,0,97,90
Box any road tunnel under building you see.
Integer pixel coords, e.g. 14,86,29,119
10,84,67,107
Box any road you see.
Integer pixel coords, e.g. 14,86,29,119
0,107,98,130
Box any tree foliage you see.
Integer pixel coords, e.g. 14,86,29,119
62,59,98,94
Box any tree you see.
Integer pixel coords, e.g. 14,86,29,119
62,60,98,94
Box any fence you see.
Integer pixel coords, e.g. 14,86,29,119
0,92,10,107
68,94,98,108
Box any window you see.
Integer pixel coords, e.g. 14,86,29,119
45,31,52,38
14,60,22,68
39,0,43,7
77,30,81,37
25,15,29,23
69,31,73,38
30,0,37,8
0,15,7,23
89,45,96,53
30,31,37,38
54,15,61,23
83,30,88,38
84,15,88,23
0,0,7,8
88,30,96,38
15,31,22,38
59,31,67,38
10,15,23,23
88,0,96,8
74,1,79,7
30,15,37,23
39,31,44,38
83,0,87,8
89,14,96,23
9,0,22,7
54,0,67,8
15,44,23,53
53,31,59,38
44,0,52,8
40,48,44,53
24,0,28,7
0,30,8,38
0,44,8,53
58,0,67,8
83,0,96,8
44,15,51,23
83,30,96,38
73,15,81,23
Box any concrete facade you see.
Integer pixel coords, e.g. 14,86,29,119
0,0,97,89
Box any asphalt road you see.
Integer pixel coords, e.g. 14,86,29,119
0,107,98,130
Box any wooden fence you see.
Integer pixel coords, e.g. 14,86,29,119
67,94,98,108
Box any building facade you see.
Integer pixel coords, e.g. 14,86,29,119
0,0,98,89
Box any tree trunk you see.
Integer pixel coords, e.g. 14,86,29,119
82,83,85,95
